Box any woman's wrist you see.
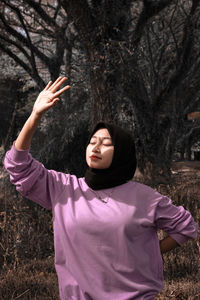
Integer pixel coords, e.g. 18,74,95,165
15,112,42,150
31,109,44,120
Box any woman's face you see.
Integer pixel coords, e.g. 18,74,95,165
86,128,114,169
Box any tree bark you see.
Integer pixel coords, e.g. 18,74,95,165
88,49,113,124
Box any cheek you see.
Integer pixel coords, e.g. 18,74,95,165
86,146,90,159
86,145,93,165
104,149,114,164
110,150,114,162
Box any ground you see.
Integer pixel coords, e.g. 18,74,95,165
0,161,199,299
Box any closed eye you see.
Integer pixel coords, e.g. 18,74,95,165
89,136,113,146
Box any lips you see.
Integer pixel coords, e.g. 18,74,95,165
90,155,101,160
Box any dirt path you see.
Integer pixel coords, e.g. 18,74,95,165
172,161,200,174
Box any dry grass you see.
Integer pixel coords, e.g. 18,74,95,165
0,164,199,299
0,258,59,300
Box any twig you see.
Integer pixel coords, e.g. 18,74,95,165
13,289,30,300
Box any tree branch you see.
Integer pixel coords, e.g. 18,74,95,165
154,0,200,112
132,0,174,48
0,42,31,74
0,12,51,67
61,0,95,51
2,0,38,78
0,33,30,60
24,0,58,29
0,42,45,88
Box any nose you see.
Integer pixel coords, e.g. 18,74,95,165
92,145,100,153
92,140,101,153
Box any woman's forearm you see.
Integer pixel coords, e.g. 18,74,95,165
15,111,43,150
14,77,70,151
159,236,179,254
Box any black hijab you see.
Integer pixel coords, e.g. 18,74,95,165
84,122,137,190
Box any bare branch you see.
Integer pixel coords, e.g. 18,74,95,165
0,11,51,66
61,0,94,50
154,0,200,112
24,0,59,29
2,0,38,76
0,33,30,60
132,0,174,48
0,41,31,74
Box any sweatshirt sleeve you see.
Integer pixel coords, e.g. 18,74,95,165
3,143,70,210
155,196,198,246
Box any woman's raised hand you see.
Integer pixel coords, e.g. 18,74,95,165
33,77,70,116
14,77,70,150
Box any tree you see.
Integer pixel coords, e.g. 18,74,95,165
1,0,200,180
61,0,200,181
0,0,90,175
0,0,71,87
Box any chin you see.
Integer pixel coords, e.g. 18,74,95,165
87,162,104,169
90,163,101,169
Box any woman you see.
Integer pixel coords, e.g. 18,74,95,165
4,77,198,300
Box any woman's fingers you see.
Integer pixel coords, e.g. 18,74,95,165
49,98,60,107
49,77,67,92
44,80,53,90
43,77,70,102
49,76,62,88
54,85,70,98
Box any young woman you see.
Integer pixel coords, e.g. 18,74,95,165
4,77,198,300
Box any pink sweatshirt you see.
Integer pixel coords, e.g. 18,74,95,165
4,144,198,300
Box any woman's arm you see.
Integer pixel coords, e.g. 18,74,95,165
159,236,179,254
155,196,198,250
4,77,70,209
15,112,42,150
15,76,70,150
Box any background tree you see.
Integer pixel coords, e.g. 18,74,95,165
0,0,70,87
61,0,200,181
0,0,90,175
1,3,199,298
1,0,200,180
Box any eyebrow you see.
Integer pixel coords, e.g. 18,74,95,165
92,136,112,140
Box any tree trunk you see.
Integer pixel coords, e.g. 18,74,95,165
141,160,172,185
186,145,192,161
89,49,113,125
64,43,72,109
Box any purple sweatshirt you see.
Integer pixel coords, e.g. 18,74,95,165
4,144,198,300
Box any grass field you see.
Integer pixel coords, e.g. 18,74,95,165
0,163,199,299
